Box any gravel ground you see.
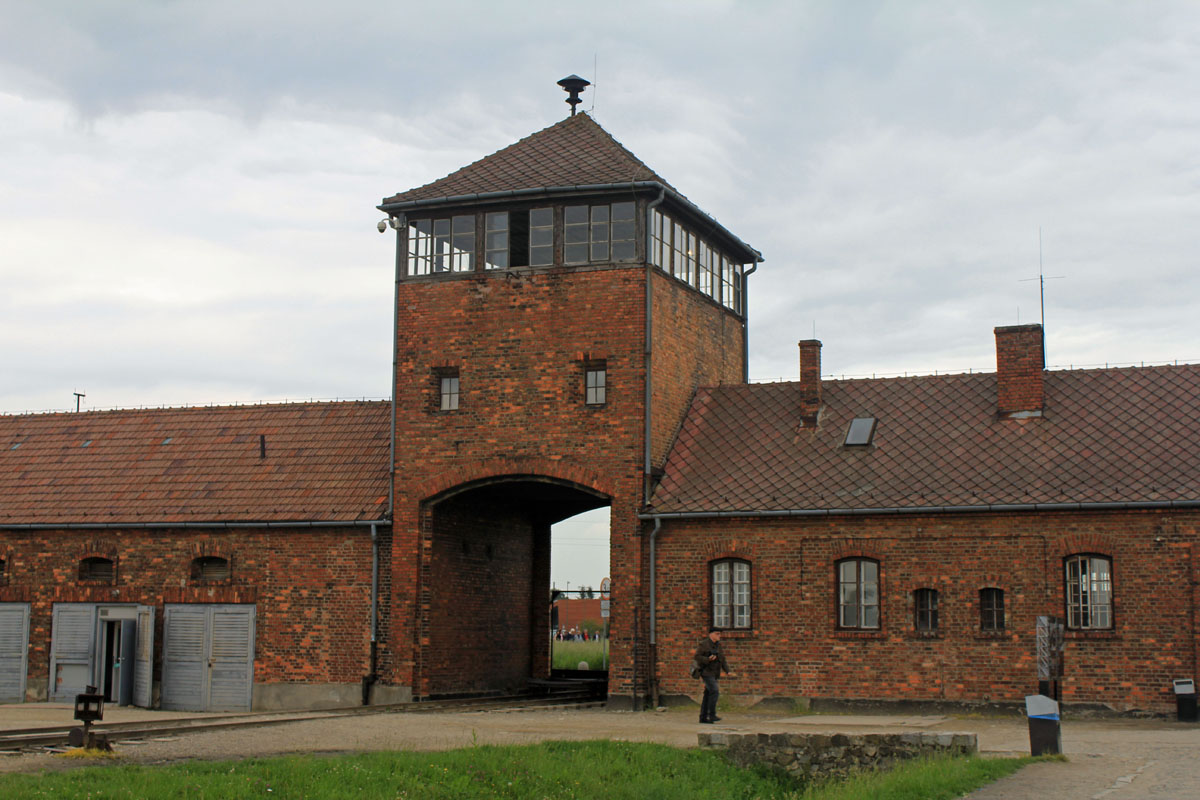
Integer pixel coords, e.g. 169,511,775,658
3,703,1200,798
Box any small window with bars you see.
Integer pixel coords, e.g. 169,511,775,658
585,362,607,406
914,588,939,633
980,587,1005,632
1065,554,1113,630
79,556,115,583
712,559,751,629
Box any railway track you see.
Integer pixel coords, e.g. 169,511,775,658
0,689,604,753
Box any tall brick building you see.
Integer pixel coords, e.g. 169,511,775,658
2,104,1198,714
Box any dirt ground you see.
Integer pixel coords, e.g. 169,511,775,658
2,703,1199,798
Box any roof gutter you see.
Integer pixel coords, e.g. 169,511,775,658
639,499,1200,521
379,181,762,264
0,519,389,530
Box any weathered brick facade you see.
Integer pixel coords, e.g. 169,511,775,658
0,526,374,705
652,511,1200,713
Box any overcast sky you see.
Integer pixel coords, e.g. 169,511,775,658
3,1,1198,588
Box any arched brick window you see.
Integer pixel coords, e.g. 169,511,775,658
191,556,231,583
837,558,880,629
711,559,751,629
1065,554,1113,630
79,556,115,583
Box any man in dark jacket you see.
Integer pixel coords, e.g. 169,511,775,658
693,626,730,724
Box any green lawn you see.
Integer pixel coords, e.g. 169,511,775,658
551,638,608,670
0,740,1037,800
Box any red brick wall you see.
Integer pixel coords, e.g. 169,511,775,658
0,527,373,700
649,271,746,466
424,497,541,695
389,264,745,703
653,510,1199,713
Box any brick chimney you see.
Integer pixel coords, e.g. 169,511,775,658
798,339,822,426
994,324,1045,417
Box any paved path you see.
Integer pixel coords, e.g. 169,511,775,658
2,703,1198,797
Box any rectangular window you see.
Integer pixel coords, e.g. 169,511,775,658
585,364,607,406
838,559,880,629
712,560,751,629
914,588,939,632
564,205,589,264
980,588,1005,632
1066,555,1112,629
529,207,553,266
698,241,713,296
651,210,668,271
407,215,475,275
485,212,508,270
439,374,460,411
727,262,743,313
610,201,636,261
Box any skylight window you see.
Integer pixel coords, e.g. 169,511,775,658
844,417,877,447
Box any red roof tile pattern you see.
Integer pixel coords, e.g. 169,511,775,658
382,113,674,206
0,401,391,525
650,364,1200,514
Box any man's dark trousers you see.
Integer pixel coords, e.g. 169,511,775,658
700,674,719,721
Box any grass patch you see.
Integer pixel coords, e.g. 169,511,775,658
551,639,608,670
0,741,1039,800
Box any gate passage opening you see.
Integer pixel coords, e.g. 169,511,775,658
422,476,609,698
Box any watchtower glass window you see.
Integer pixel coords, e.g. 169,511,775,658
407,215,475,275
564,201,636,265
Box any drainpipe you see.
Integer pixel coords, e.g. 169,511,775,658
639,188,666,713
362,521,380,705
741,260,759,384
649,516,662,709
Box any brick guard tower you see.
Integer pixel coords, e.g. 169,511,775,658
377,93,761,706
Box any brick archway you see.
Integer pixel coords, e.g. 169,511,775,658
412,473,612,698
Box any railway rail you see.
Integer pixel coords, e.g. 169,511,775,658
0,689,604,753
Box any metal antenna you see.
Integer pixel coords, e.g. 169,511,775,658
1019,227,1064,360
590,54,597,113
73,391,85,412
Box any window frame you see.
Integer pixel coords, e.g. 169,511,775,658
585,362,607,406
1065,554,1113,630
710,558,751,630
980,587,1005,632
913,588,939,633
837,558,880,630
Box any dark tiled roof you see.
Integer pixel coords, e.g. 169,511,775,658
381,112,673,206
650,364,1200,514
0,401,391,525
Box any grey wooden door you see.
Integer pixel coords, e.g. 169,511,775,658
0,603,30,702
161,604,255,711
49,604,95,702
133,604,155,708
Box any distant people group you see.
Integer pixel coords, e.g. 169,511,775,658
554,627,598,641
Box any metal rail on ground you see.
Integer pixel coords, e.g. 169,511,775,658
0,690,603,753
